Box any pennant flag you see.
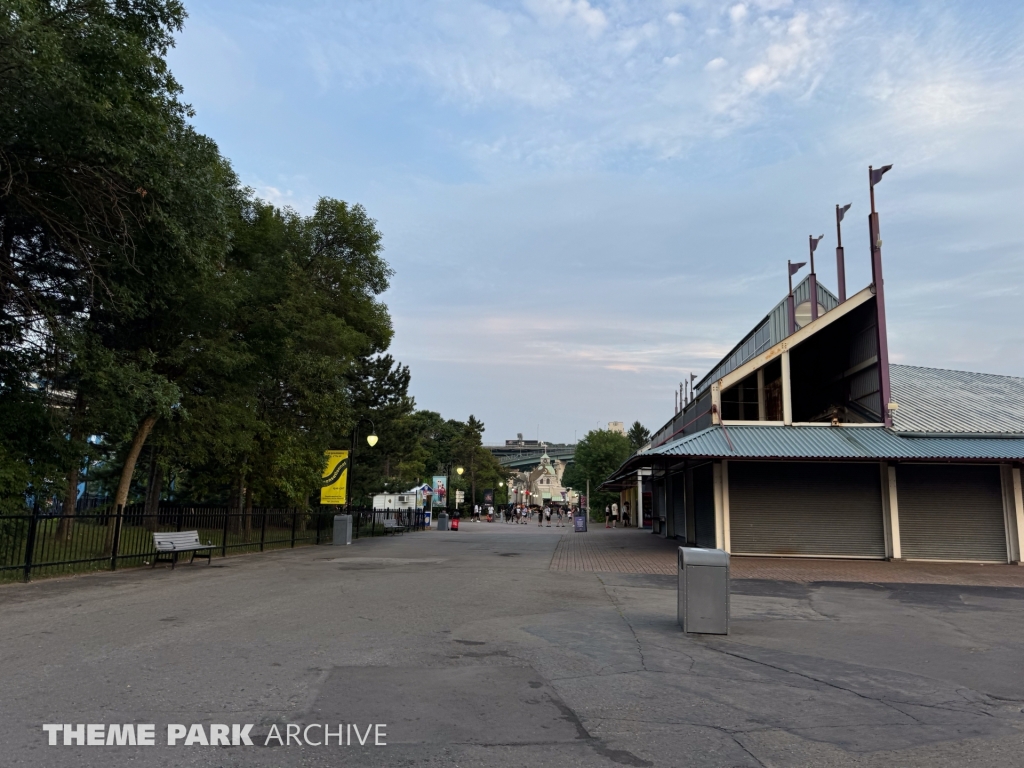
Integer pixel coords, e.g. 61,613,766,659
837,203,852,223
870,164,893,186
788,261,807,276
809,235,824,253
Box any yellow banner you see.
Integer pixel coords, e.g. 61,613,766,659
320,450,349,505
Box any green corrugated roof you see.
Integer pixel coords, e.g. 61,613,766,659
890,365,1024,435
649,425,1024,462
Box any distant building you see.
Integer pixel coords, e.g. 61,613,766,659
509,452,579,507
608,421,625,435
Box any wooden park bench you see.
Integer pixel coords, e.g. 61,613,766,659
151,531,216,569
382,519,405,536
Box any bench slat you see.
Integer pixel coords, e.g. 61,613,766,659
153,530,209,551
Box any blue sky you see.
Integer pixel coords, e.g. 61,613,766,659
167,0,1024,444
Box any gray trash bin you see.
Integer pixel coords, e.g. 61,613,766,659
678,547,729,634
333,514,352,546
436,512,449,531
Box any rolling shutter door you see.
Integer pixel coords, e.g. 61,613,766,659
896,465,1006,562
730,462,885,557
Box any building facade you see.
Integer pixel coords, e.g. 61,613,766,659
510,452,579,508
603,272,1024,563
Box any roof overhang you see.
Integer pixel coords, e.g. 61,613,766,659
717,285,875,394
603,424,1024,489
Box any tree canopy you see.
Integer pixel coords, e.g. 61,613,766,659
561,428,632,518
627,421,651,452
0,0,508,516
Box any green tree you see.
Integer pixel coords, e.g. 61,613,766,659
627,421,651,452
561,429,632,520
1,0,203,514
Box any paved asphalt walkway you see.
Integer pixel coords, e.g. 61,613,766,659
2,525,1024,767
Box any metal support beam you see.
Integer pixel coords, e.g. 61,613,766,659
882,463,902,560
713,461,727,551
721,461,731,553
781,349,793,426
756,369,766,421
1004,465,1024,564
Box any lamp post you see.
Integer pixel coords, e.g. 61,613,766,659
454,465,464,513
435,463,463,531
346,417,378,515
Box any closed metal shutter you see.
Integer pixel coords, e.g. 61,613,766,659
693,463,716,549
897,465,1006,562
670,472,686,540
730,462,885,557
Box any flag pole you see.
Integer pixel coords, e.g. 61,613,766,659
787,260,796,336
868,165,893,427
808,235,819,322
835,204,847,303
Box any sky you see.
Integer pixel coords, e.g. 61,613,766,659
167,0,1024,445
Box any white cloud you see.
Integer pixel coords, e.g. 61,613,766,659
170,0,1024,440
729,4,748,24
524,0,608,35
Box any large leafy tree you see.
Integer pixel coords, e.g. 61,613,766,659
627,421,651,452
561,429,632,519
165,195,394,509
0,0,231,515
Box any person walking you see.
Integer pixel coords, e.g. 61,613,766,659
610,501,619,528
605,505,611,528
544,505,552,527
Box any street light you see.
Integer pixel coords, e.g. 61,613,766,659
347,417,376,513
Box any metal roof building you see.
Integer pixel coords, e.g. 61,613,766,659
603,193,1024,564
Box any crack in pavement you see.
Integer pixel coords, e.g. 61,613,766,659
598,576,647,672
588,715,769,767
549,696,653,766
699,643,991,727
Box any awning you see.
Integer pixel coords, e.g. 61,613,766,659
601,425,1024,490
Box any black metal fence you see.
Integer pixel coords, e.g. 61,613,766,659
0,505,426,583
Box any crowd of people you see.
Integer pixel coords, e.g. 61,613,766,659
499,504,571,527
453,502,637,528
603,501,632,528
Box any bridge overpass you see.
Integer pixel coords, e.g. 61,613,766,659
489,444,576,470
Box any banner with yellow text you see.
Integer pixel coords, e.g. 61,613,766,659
320,450,349,505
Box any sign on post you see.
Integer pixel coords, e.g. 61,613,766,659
432,476,447,508
320,450,349,505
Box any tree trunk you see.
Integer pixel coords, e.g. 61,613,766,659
106,414,158,550
57,394,85,541
144,447,162,531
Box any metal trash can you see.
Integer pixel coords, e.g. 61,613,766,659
678,547,729,634
436,512,449,531
333,514,352,546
